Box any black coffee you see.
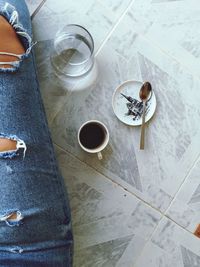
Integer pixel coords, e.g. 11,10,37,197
79,122,106,149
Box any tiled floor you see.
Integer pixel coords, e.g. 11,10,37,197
26,0,200,266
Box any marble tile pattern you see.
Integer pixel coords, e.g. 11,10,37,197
166,158,200,233
135,217,200,267
31,0,134,48
54,146,161,267
49,0,200,213
30,0,200,265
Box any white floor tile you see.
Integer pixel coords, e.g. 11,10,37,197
54,146,161,266
135,217,200,267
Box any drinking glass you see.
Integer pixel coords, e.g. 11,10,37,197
51,24,94,77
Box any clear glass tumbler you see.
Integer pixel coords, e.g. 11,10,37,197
51,24,94,78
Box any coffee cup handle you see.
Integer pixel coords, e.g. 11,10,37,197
97,152,103,160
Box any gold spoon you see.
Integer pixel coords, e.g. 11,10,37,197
139,82,152,150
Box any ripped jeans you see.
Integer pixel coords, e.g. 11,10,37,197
0,1,73,266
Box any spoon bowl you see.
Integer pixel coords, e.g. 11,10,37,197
139,82,152,101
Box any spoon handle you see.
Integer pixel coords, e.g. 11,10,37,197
140,100,146,150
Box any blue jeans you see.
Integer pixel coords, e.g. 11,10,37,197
0,1,73,266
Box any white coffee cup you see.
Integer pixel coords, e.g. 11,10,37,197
78,120,109,160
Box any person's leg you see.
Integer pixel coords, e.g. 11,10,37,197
0,12,25,149
0,15,25,68
0,0,33,72
0,1,73,266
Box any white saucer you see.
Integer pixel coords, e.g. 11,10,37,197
112,80,157,126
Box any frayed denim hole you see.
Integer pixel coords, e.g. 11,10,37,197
0,210,24,227
0,2,36,70
0,151,18,159
0,65,20,73
0,134,27,159
0,59,21,72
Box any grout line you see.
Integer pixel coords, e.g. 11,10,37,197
95,0,136,56
132,209,195,267
54,142,163,214
49,99,68,127
165,152,200,217
132,214,164,267
31,0,47,20
54,142,200,236
53,142,200,264
54,142,199,266
133,153,200,266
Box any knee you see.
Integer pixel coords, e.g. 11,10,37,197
0,15,25,69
